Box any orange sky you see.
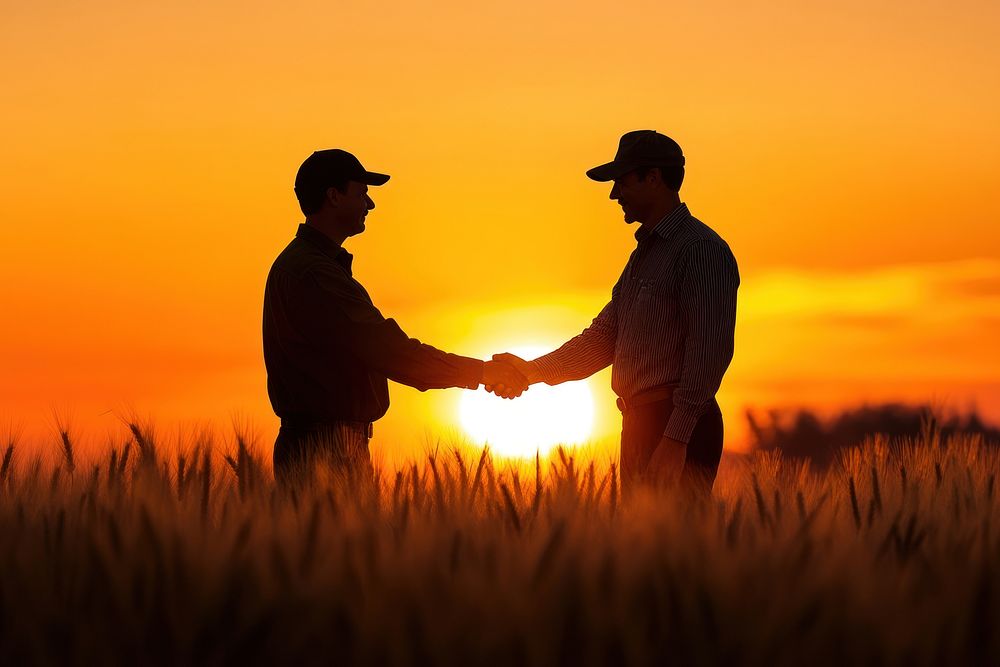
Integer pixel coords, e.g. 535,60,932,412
1,0,998,458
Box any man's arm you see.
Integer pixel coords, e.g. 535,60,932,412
296,269,526,396
662,240,740,443
496,284,620,386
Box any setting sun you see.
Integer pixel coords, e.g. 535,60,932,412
458,347,595,457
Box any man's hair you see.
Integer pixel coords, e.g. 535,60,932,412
636,165,684,192
295,179,349,216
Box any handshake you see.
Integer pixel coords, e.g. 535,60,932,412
480,353,543,399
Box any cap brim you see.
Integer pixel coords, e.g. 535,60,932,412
362,171,390,186
586,160,636,182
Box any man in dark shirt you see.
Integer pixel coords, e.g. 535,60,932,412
495,131,739,495
263,149,527,485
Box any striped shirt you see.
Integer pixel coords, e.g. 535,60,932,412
533,203,740,443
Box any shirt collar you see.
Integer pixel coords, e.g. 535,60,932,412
296,223,354,273
634,202,690,243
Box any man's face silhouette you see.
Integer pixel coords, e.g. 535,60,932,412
331,180,375,237
609,170,656,225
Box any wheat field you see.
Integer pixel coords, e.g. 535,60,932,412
0,423,996,666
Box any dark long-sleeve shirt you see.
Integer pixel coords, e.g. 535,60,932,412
533,203,739,443
263,224,484,424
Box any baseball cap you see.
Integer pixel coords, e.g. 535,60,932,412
294,149,390,202
586,130,685,182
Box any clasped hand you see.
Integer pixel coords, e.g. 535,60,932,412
481,352,541,399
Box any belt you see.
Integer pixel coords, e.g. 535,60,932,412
616,385,676,413
281,418,374,440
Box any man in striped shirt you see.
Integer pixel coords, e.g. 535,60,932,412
494,130,739,493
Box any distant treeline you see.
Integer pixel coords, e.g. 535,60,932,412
746,403,1000,467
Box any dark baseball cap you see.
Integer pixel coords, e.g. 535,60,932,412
294,149,390,201
586,130,685,182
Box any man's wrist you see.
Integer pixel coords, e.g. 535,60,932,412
525,360,542,384
529,357,555,384
663,410,696,444
473,360,486,389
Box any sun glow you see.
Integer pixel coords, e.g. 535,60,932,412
458,347,595,458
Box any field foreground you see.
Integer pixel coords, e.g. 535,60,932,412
0,427,997,666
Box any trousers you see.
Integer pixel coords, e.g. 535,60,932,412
272,420,374,487
619,394,724,495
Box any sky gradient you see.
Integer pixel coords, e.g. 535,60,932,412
2,0,998,457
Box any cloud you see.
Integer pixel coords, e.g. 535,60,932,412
925,261,1000,299
728,258,1000,427
740,258,1000,324
800,313,911,330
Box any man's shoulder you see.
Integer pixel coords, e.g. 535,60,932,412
675,212,723,244
676,214,736,259
269,237,348,282
670,215,739,284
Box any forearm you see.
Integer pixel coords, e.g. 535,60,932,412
664,241,739,443
356,318,484,391
531,331,614,385
663,340,733,443
301,272,484,392
528,298,617,385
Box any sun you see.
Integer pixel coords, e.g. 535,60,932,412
458,346,595,458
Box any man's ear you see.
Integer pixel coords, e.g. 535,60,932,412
648,167,665,187
325,186,341,208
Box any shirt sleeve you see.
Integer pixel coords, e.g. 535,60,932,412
531,282,620,385
663,240,740,443
296,268,484,392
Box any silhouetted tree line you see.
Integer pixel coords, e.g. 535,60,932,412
746,403,1000,467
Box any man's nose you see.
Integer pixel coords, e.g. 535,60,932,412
609,183,620,200
366,195,375,210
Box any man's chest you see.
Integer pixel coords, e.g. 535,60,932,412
617,239,686,333
623,237,686,297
